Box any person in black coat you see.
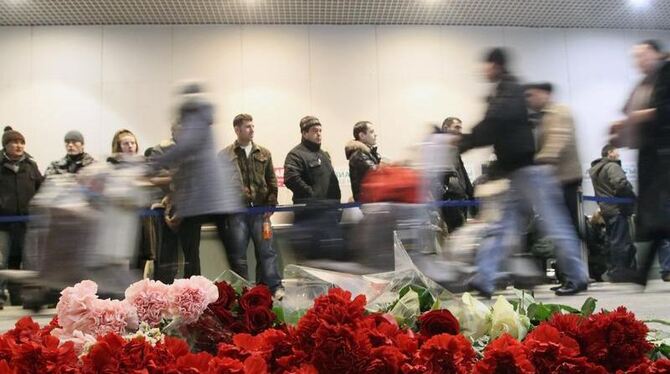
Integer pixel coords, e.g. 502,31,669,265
440,117,474,232
284,116,341,205
0,127,42,306
612,40,670,284
344,121,381,202
457,48,588,297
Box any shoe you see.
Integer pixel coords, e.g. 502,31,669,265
662,273,670,282
602,269,640,283
549,284,562,291
469,282,493,300
554,282,587,296
273,288,285,302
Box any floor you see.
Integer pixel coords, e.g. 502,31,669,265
0,280,668,333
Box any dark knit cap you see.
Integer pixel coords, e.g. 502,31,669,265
2,126,25,147
299,116,321,132
64,130,85,144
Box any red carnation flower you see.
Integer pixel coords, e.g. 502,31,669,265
120,337,153,370
239,285,273,311
547,313,584,342
624,358,670,374
310,323,371,374
243,307,276,335
414,333,477,374
364,346,407,374
418,310,460,338
551,356,607,374
579,307,652,372
208,356,245,373
174,351,213,372
524,324,581,372
473,334,536,374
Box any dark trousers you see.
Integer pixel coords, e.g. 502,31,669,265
561,180,582,237
154,216,202,282
0,222,27,304
604,214,637,272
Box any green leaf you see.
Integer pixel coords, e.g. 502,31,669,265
273,306,285,324
644,319,670,327
580,297,597,316
389,289,421,329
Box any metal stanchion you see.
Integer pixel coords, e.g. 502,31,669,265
577,188,590,278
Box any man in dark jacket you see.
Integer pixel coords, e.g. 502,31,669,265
45,130,95,176
589,145,637,281
440,117,474,232
221,113,282,293
0,127,42,306
458,48,588,297
611,40,670,284
284,116,341,205
344,121,381,202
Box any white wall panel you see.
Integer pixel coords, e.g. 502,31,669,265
30,26,102,170
0,27,32,134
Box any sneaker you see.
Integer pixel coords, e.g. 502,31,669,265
273,288,285,302
662,273,670,282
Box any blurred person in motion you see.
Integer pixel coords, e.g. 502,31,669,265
221,114,282,294
440,117,474,232
150,84,243,278
0,127,42,306
345,121,382,202
524,83,583,236
457,48,588,297
284,116,343,261
611,40,670,285
106,129,156,275
589,145,637,281
44,130,95,177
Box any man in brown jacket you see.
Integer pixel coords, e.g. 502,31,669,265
525,83,583,234
220,114,282,294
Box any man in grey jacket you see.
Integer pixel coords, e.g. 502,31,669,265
589,145,637,281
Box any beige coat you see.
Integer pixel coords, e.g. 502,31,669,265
535,103,582,183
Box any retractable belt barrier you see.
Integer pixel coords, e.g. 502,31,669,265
0,195,633,224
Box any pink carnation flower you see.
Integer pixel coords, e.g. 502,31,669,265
55,280,99,333
52,328,97,354
125,279,171,327
168,276,219,324
89,298,138,336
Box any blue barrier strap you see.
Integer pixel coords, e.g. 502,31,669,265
0,195,633,223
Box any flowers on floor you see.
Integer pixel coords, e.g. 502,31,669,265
0,277,669,373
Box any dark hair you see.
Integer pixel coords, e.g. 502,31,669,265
485,48,507,68
442,117,462,130
638,39,663,53
524,82,553,93
233,113,253,128
601,144,616,157
353,121,372,140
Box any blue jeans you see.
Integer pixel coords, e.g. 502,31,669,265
226,214,282,291
472,165,588,293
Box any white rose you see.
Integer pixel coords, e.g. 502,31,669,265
446,292,492,340
489,296,531,340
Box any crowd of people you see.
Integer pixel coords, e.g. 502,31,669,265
0,40,669,308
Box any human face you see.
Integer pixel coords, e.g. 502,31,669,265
443,121,463,135
119,134,138,154
483,62,501,82
303,125,322,144
359,125,377,146
524,89,550,112
633,44,663,76
235,121,255,145
65,140,84,156
608,148,620,161
5,140,25,159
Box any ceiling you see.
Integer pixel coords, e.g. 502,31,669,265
1,0,669,29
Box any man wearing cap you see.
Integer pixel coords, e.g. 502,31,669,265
45,130,95,176
0,126,42,306
284,116,341,205
456,48,588,297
